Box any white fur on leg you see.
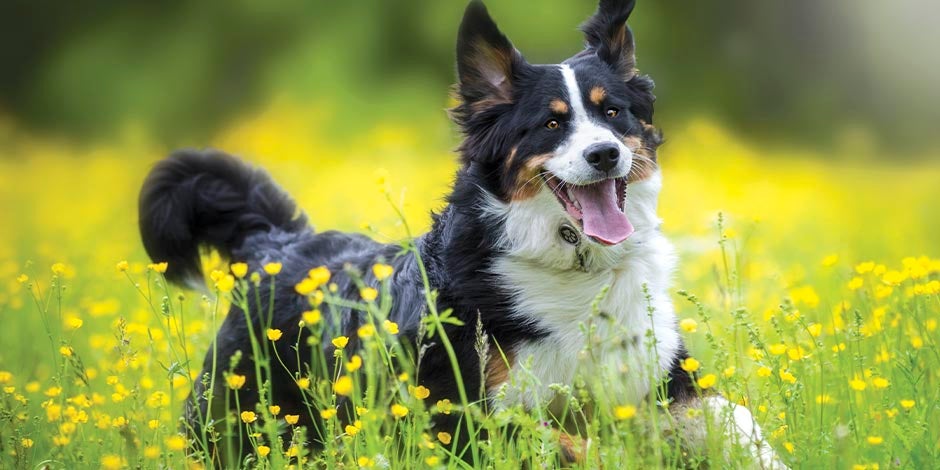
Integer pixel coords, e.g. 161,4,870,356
702,396,789,469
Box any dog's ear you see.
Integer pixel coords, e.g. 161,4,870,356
456,1,524,105
581,0,638,81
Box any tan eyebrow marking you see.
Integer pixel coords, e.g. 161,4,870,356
550,99,569,114
590,86,607,105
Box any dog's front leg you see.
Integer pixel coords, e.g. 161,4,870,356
667,393,789,469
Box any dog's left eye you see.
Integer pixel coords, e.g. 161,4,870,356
606,107,620,118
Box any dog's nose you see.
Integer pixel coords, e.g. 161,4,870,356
583,143,620,172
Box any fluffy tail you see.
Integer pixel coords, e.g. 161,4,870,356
139,149,309,286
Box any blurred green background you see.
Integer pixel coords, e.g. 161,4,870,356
2,0,939,155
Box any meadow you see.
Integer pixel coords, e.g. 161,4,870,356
1,102,939,469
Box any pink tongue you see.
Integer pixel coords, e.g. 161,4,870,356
569,179,634,245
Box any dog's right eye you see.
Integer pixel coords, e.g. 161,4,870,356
545,119,560,130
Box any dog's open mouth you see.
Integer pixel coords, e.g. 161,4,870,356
544,174,634,246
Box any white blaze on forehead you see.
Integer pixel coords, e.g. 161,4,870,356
560,64,590,124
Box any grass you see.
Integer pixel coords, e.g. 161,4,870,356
0,104,939,469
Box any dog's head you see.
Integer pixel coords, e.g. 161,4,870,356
452,0,663,253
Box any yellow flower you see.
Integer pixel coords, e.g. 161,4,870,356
116,260,129,272
144,445,160,459
231,262,248,278
16,274,29,284
900,399,915,409
360,287,378,302
679,318,698,333
320,408,337,419
847,277,864,290
747,347,765,361
872,377,890,389
786,346,807,361
266,328,283,341
59,346,73,357
45,386,62,397
147,262,168,274
383,320,399,334
257,445,271,457
332,336,349,349
391,403,409,418
101,455,124,470
816,394,833,404
268,405,281,416
227,374,246,390
51,262,66,275
783,442,795,454
849,377,867,391
756,366,773,378
357,455,374,467
295,278,318,295
346,355,363,372
345,420,362,436
866,436,884,445
822,254,839,267
373,263,394,280
855,261,875,274
437,431,452,445
166,435,187,451
882,270,906,286
911,336,924,349
412,385,430,400
768,343,787,355
722,366,736,378
240,411,257,423
614,404,637,420
263,262,282,275
296,377,311,390
302,310,322,325
148,419,160,429
680,357,699,373
333,375,354,396
308,266,331,285
697,373,717,389
64,315,83,330
778,370,797,384
436,399,453,414
425,456,440,466
358,323,376,338
215,274,235,293
807,323,823,337
284,414,300,425
20,438,34,448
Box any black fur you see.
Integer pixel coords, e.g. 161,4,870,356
139,150,308,286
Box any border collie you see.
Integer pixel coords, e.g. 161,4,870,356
140,0,786,467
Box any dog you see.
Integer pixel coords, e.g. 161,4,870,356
139,0,786,467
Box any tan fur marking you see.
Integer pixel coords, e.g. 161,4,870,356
511,154,553,200
550,99,569,114
504,147,519,170
589,86,607,105
485,349,515,392
623,135,658,183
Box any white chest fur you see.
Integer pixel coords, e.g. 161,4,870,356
483,172,680,409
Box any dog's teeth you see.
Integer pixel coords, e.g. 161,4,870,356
566,187,574,202
574,200,582,211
